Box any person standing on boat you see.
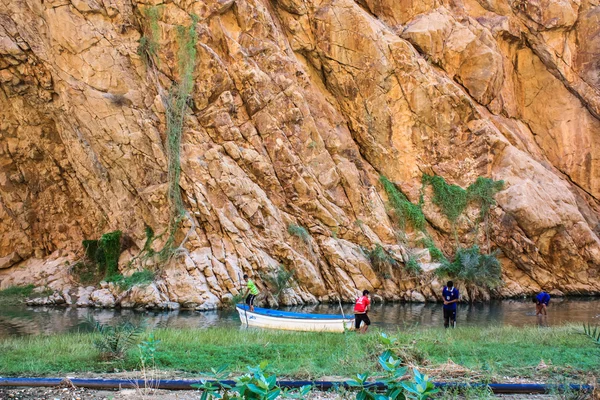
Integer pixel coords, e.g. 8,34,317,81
442,281,460,328
243,274,259,312
354,290,371,334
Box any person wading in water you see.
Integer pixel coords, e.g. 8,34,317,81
442,281,460,328
243,274,259,312
534,290,551,326
354,290,371,334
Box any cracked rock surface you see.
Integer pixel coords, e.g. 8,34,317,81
0,0,599,308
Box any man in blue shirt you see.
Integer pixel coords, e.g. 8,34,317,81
534,291,550,325
442,281,460,328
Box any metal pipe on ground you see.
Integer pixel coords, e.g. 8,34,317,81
0,377,593,394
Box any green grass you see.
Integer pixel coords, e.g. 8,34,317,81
394,325,599,380
0,285,35,306
0,325,597,382
0,333,102,375
0,328,379,378
106,269,155,290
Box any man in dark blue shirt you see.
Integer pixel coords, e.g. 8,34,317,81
442,281,460,328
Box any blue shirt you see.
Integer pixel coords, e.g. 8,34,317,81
536,292,550,305
442,287,459,310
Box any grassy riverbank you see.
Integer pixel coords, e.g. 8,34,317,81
0,325,597,382
0,285,35,306
0,284,53,306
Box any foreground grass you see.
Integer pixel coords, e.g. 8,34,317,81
0,325,597,382
395,325,599,381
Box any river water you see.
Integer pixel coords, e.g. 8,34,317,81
1,298,599,339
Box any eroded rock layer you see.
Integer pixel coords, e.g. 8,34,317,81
1,0,599,308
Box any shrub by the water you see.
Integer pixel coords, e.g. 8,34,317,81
0,284,34,298
88,318,145,361
70,260,100,285
223,292,246,309
437,245,502,289
260,265,295,301
583,323,600,345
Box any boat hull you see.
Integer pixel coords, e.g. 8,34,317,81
236,306,354,332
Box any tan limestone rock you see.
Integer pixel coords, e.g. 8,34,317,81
90,289,116,308
0,0,599,307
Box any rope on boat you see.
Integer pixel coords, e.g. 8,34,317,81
0,377,593,394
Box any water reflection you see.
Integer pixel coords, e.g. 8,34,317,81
1,298,598,338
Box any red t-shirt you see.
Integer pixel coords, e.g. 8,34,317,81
354,296,370,313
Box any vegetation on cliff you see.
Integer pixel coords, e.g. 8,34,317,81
364,244,397,278
72,231,123,284
377,174,505,289
436,246,502,289
137,6,160,66
287,224,311,244
106,269,155,291
160,17,198,259
379,176,426,231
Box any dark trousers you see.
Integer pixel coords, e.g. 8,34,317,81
354,313,371,330
443,308,456,328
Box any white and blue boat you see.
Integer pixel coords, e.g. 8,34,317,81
236,304,354,332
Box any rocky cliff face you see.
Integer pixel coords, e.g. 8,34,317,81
1,0,599,308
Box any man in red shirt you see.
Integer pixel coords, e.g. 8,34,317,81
354,290,371,334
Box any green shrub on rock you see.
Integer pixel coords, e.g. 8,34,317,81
287,223,310,244
106,269,155,291
365,244,397,278
380,175,426,231
74,230,123,283
437,245,502,289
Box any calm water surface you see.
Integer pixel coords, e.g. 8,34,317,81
1,298,599,339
